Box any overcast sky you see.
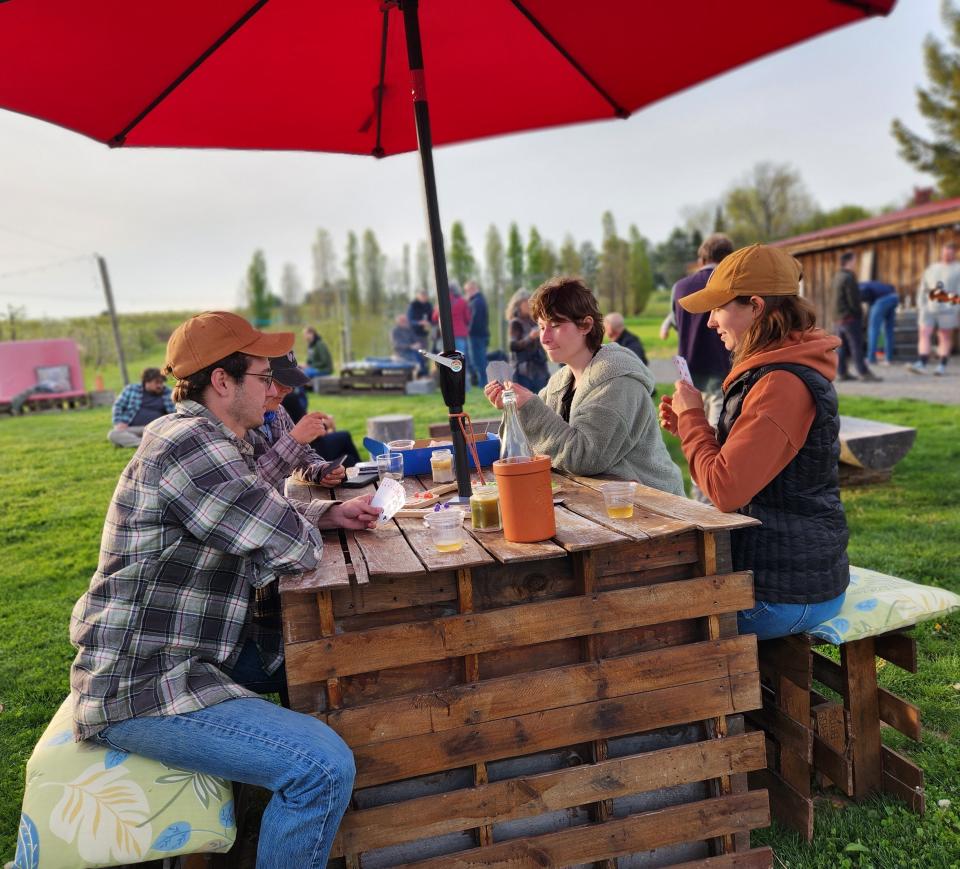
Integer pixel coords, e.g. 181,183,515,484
0,0,947,319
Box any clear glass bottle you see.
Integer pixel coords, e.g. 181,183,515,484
500,387,533,462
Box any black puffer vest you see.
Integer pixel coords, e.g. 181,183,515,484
718,363,849,604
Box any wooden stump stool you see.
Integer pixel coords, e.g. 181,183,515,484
366,413,414,444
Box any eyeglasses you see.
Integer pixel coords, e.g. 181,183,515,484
244,372,275,389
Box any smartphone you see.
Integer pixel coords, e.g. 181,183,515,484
673,355,694,386
339,472,379,488
325,453,349,471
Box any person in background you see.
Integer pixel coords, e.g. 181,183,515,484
858,280,899,366
505,288,550,393
465,279,490,386
912,241,960,375
391,313,426,374
832,251,881,382
663,233,735,502
660,245,849,640
486,277,684,495
278,361,361,468
107,367,175,447
431,281,472,387
603,312,649,366
303,326,333,378
71,311,381,866
407,288,434,352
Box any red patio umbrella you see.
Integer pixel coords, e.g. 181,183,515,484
0,0,897,499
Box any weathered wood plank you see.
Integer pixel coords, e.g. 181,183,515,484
560,483,693,541
748,767,813,842
878,687,922,741
331,571,457,618
841,638,883,798
285,572,755,683
875,631,918,673
327,635,758,745
279,531,350,592
838,415,917,471
669,849,774,868
592,533,701,578
331,731,766,858
396,792,770,869
351,523,426,577
350,673,761,787
395,516,495,570
561,472,761,531
338,658,461,707
551,505,628,550
341,531,370,585
466,525,568,563
746,690,814,763
470,559,575,610
758,635,812,690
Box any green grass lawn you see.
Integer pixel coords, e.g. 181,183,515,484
1,389,958,866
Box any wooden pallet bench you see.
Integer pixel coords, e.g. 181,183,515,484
282,472,773,867
750,629,925,840
838,415,916,486
428,417,501,439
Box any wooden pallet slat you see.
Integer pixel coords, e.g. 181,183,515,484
332,731,766,858
285,572,756,683
396,792,770,869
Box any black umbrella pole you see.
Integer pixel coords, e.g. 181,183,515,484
401,0,472,502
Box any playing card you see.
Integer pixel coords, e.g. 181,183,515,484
370,477,406,525
486,361,511,385
673,355,694,386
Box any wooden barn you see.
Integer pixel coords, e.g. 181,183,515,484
772,197,960,358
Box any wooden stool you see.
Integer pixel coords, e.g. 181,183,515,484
750,630,924,839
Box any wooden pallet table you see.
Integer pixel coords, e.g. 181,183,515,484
282,473,772,868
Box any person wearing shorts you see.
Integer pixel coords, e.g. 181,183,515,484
912,242,960,376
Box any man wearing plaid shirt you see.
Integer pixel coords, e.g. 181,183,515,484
107,366,176,447
70,311,380,867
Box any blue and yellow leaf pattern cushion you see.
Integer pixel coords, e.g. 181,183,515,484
15,696,235,869
808,565,960,644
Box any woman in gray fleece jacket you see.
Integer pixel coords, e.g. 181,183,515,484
485,277,684,496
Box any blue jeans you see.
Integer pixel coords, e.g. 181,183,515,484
95,646,355,868
737,592,846,641
867,295,899,363
468,335,489,385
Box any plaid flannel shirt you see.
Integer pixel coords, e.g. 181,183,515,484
70,400,323,741
111,382,176,425
248,405,338,646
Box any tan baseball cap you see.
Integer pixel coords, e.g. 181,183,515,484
166,311,295,378
678,244,802,314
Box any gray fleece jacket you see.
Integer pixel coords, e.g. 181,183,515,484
517,343,685,495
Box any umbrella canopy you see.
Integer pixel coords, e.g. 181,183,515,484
0,0,895,155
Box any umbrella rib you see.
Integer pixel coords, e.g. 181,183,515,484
373,4,390,158
510,0,628,119
108,0,272,146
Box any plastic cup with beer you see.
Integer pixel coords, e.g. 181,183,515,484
424,508,465,552
600,481,637,519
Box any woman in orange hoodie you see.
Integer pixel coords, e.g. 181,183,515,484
659,244,849,640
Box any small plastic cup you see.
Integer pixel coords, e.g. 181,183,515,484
345,466,359,480
376,451,404,482
600,481,637,519
424,509,465,552
387,439,416,451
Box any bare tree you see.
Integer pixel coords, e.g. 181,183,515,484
723,162,815,243
279,262,303,325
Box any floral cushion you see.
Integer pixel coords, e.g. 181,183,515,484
15,696,235,869
808,565,960,645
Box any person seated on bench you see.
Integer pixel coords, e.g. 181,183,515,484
107,366,175,447
659,245,849,640
485,276,684,496
70,311,381,867
253,350,347,488
391,312,427,375
278,367,361,469
303,325,333,378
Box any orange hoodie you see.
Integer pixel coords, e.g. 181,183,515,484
677,329,841,513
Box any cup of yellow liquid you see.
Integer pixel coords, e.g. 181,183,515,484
600,481,637,519
424,509,465,552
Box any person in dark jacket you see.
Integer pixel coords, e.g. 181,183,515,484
831,252,880,382
465,280,490,386
659,244,849,640
407,289,434,351
602,312,648,365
